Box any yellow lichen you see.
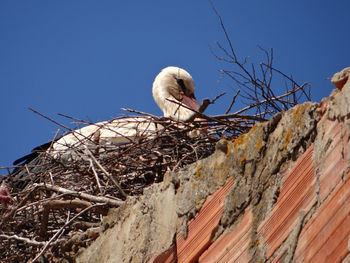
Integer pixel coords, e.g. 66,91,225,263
256,138,263,152
250,124,257,132
195,199,203,209
292,103,310,127
250,238,260,247
234,123,264,155
226,142,231,157
280,132,284,139
195,163,203,179
252,123,263,134
249,123,263,138
233,133,248,150
283,130,293,152
240,152,247,163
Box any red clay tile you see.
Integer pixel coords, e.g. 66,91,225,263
176,177,234,263
151,246,176,263
316,118,348,202
258,145,316,259
198,208,252,263
270,251,287,263
294,171,350,263
151,177,234,263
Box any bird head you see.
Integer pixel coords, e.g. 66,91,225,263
152,66,199,121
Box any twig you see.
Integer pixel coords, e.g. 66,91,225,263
209,1,311,119
209,0,237,61
225,90,240,114
89,159,104,194
84,146,128,199
120,108,161,119
233,83,308,115
57,113,96,127
185,98,211,122
29,108,73,132
211,92,226,104
16,193,70,212
0,234,55,247
31,203,104,263
211,113,267,122
40,199,96,237
261,62,311,100
32,183,123,206
166,98,236,129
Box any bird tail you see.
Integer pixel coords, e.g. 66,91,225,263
6,154,45,190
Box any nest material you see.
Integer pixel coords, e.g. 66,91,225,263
0,115,254,262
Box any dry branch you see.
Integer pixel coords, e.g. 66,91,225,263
33,183,123,206
209,3,311,119
31,203,105,263
0,234,52,246
84,146,127,199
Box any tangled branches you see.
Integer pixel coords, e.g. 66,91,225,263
209,1,311,119
0,111,256,262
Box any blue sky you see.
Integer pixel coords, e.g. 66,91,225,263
1,0,349,171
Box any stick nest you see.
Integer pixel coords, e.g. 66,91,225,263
0,115,254,262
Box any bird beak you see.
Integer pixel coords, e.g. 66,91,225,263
182,94,200,112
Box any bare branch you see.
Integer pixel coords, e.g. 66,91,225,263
31,203,105,263
209,2,311,120
84,146,127,199
0,234,55,246
33,183,123,206
225,90,240,114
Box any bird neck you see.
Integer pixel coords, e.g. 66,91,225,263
162,97,196,121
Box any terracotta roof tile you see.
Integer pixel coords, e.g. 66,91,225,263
198,208,252,262
152,177,234,263
151,246,176,263
294,170,350,262
316,118,347,202
176,177,234,263
258,145,316,259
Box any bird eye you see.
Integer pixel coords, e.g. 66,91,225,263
176,78,187,93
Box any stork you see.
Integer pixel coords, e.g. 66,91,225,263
13,66,200,163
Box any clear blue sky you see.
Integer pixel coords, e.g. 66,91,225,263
1,0,349,171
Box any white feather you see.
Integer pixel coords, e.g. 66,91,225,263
50,66,199,159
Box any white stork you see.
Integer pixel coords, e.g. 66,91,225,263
49,66,200,158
